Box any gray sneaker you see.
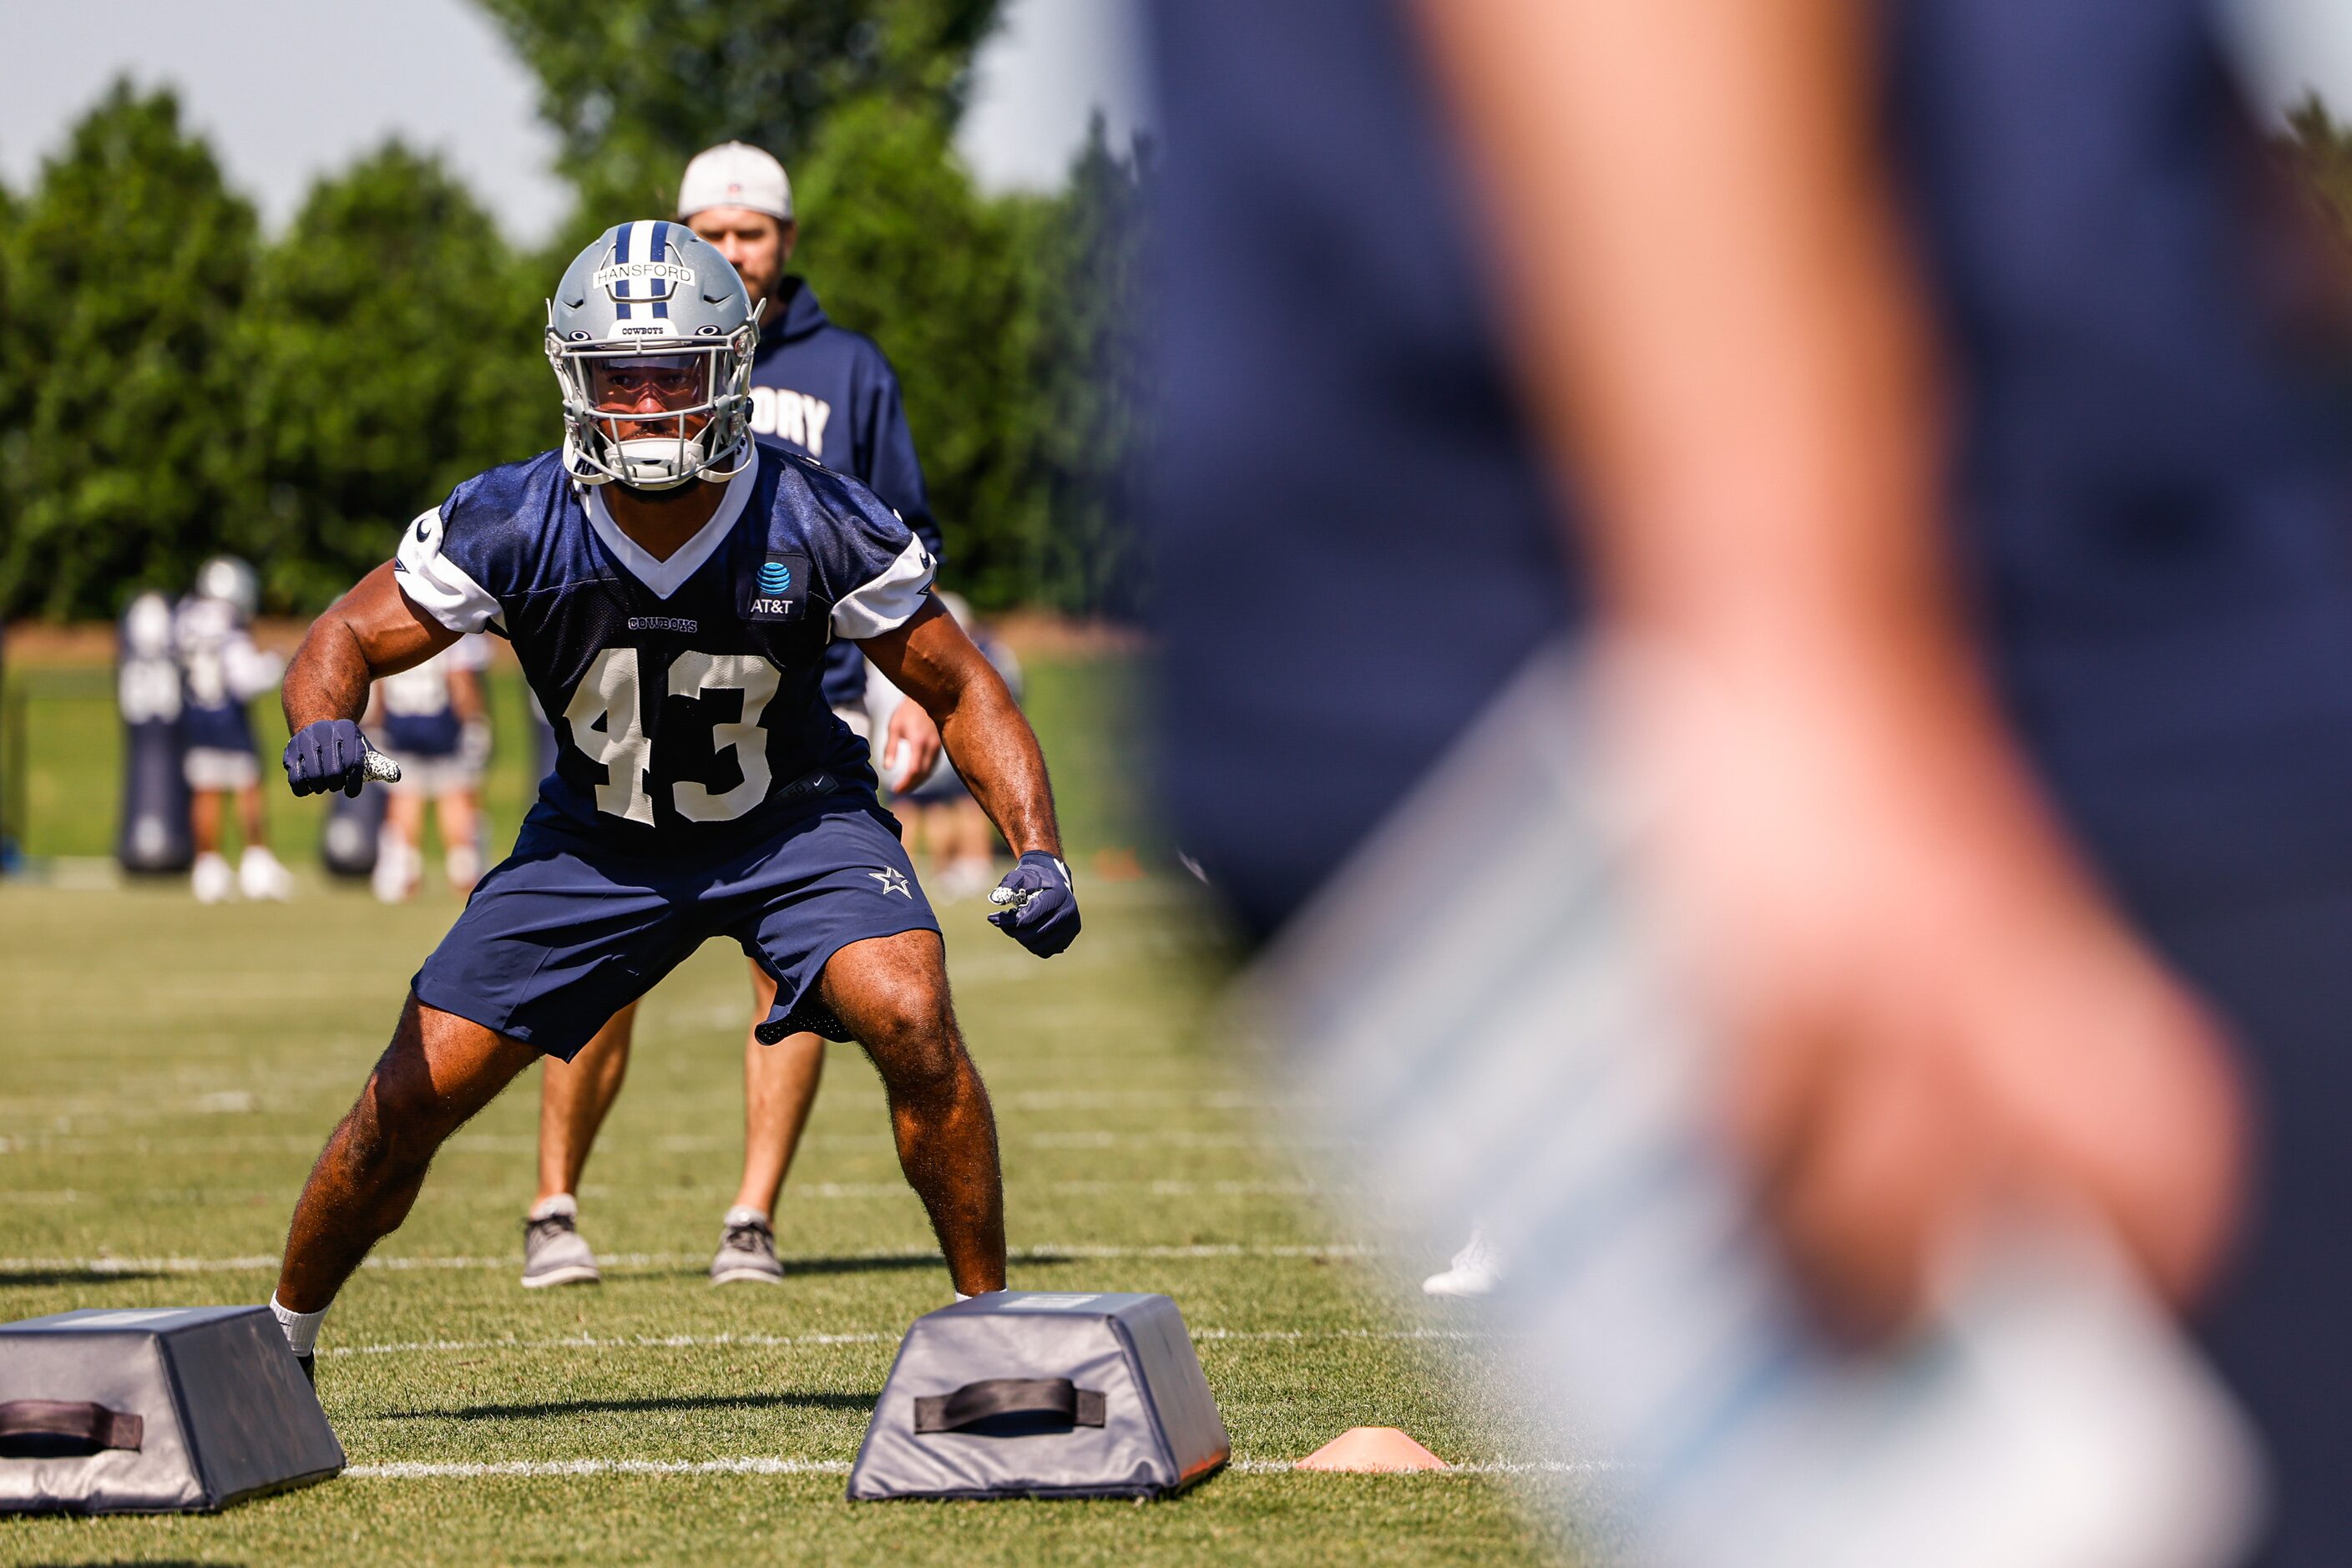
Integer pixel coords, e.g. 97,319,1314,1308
711,1211,785,1286
521,1206,601,1288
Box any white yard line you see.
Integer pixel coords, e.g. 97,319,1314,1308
346,1457,854,1479
0,1242,1377,1277
1,1130,1313,1156
321,1325,1490,1358
1230,1459,1614,1476
342,1455,1607,1480
0,1178,1320,1205
327,1331,895,1357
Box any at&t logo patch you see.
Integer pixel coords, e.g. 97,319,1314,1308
747,554,807,623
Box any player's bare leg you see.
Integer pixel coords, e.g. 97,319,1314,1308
376,792,426,903
232,779,291,898
819,929,1005,1294
736,961,826,1214
235,781,270,850
277,996,538,1313
190,789,225,856
536,1002,635,1202
190,788,235,903
436,787,481,893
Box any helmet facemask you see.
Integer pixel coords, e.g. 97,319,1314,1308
548,329,757,491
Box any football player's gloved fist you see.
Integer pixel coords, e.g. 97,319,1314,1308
283,719,375,798
988,851,1080,958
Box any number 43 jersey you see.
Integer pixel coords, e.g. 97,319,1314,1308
393,444,933,853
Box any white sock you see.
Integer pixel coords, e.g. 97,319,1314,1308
723,1206,769,1228
269,1294,326,1357
529,1193,577,1222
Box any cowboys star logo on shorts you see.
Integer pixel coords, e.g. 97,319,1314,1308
870,867,912,898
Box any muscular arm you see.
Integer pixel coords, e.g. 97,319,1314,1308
858,599,1060,858
283,563,462,731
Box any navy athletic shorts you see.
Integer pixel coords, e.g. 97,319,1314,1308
410,798,939,1060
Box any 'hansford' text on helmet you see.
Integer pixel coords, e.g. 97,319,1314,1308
546,221,758,490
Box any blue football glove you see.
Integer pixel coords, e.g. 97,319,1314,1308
988,851,1080,958
283,719,375,798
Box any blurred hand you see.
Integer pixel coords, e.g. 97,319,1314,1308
883,699,943,793
1614,643,2248,1343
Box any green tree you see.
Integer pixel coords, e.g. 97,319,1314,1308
790,94,1046,607
241,143,548,609
477,0,1002,227
0,81,258,619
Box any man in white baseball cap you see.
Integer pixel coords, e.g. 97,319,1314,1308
522,139,955,1294
677,140,796,230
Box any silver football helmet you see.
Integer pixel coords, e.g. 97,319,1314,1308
546,220,758,490
192,555,259,622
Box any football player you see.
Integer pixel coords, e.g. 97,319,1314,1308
266,222,1077,1373
529,142,953,1289
175,556,293,903
367,634,491,902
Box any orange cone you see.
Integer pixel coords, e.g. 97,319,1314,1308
1295,1427,1449,1472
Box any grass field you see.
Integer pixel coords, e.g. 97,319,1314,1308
0,655,1583,1565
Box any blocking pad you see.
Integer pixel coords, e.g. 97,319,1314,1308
0,1306,342,1514
849,1292,1229,1500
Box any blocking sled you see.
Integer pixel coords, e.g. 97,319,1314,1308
848,1292,1229,1500
0,1306,342,1514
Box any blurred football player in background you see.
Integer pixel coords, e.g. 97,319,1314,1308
367,634,491,902
175,555,291,903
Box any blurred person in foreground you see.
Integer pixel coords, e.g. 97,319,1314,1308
871,592,1026,903
528,142,953,1290
176,555,293,903
1151,0,2352,1562
366,634,492,902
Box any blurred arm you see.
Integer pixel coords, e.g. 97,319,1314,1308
1414,0,2245,1333
283,564,461,731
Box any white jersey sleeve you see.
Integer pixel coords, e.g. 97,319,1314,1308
393,508,503,635
832,533,937,640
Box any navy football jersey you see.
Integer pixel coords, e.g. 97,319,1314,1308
375,636,489,757
173,595,280,754
393,445,934,851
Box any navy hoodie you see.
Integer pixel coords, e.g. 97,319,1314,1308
750,277,942,711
